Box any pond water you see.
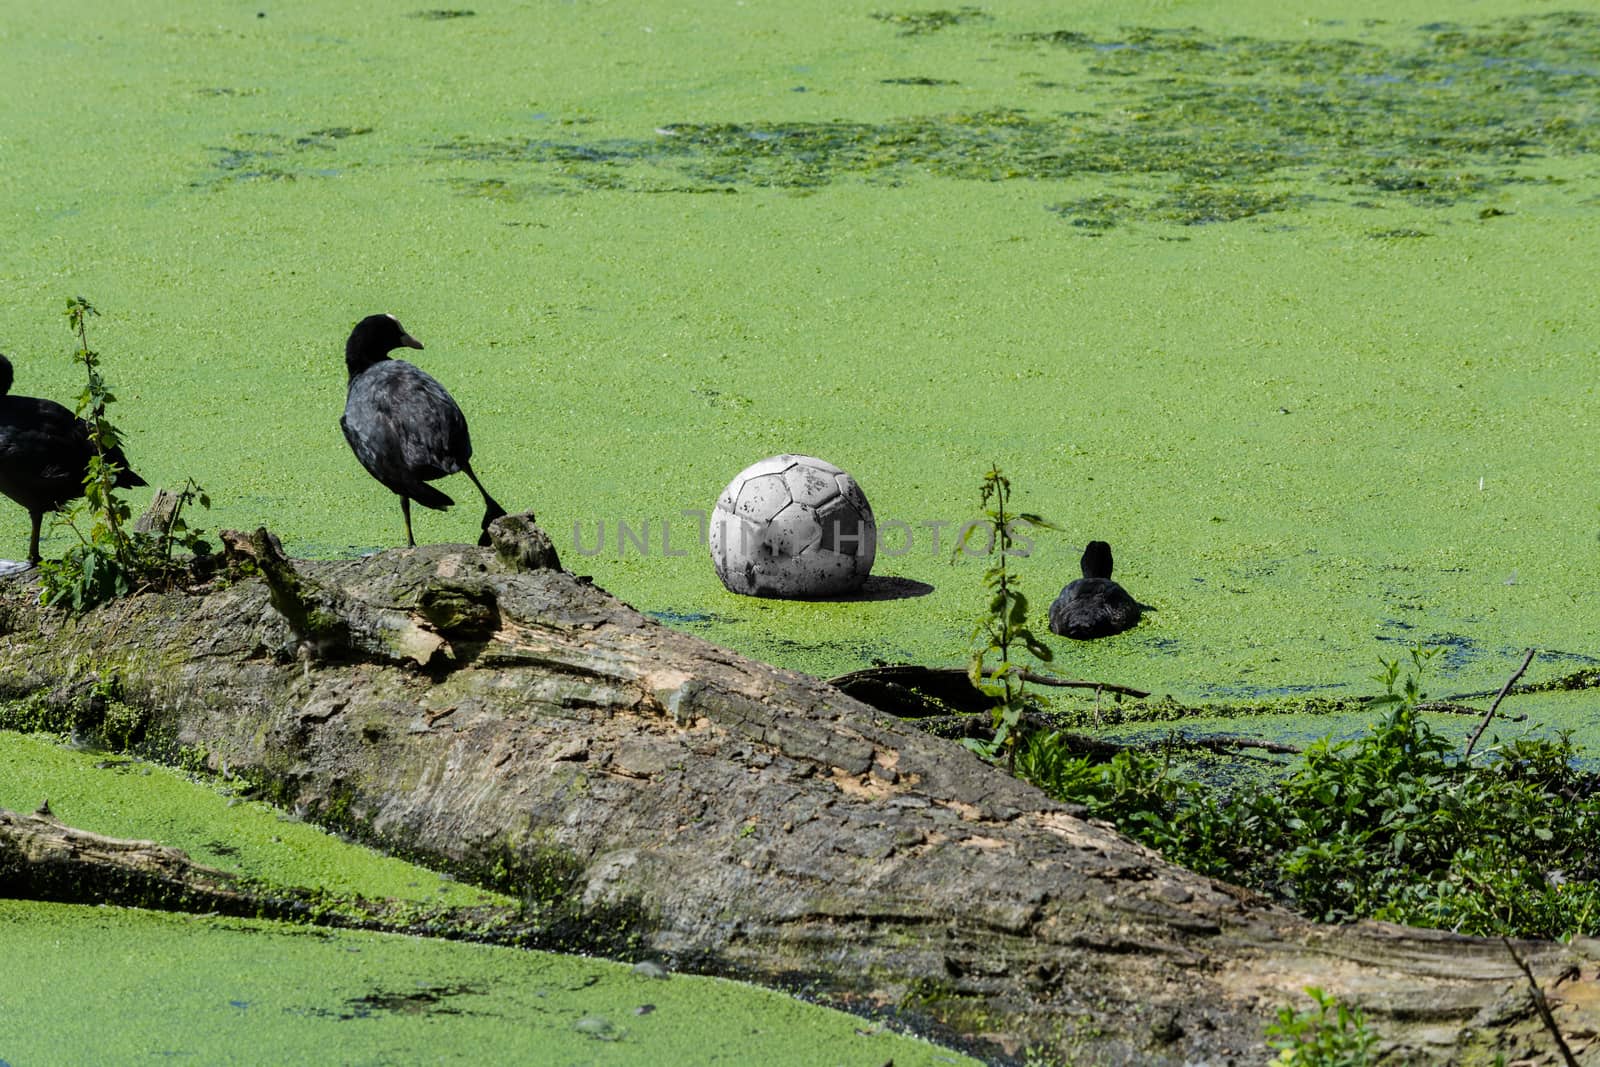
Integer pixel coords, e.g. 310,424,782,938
2,0,1598,1054
0,899,971,1065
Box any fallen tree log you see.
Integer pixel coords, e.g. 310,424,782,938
0,805,591,948
1,518,1596,1065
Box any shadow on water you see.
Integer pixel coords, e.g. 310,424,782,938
646,609,734,627
810,575,935,603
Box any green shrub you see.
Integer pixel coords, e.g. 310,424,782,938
1016,647,1600,939
1265,987,1377,1066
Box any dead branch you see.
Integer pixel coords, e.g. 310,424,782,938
1465,649,1538,761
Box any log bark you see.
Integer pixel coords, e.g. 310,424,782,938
2,519,1596,1065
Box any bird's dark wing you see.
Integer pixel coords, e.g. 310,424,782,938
0,395,97,511
342,361,473,500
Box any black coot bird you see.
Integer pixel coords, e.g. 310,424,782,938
0,353,147,565
340,314,506,548
1048,540,1143,640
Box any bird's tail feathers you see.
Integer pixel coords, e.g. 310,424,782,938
409,482,455,511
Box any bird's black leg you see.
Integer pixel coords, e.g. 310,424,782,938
461,462,509,546
461,462,506,518
401,496,416,547
27,510,43,567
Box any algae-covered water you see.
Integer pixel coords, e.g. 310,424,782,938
0,732,976,1065
5,0,1598,724
3,1,1598,1058
0,900,974,1065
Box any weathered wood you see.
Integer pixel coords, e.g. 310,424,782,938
1,517,1596,1065
0,804,308,920
0,805,602,949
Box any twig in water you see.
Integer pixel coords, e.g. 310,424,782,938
1416,700,1527,723
1464,648,1536,761
1187,735,1302,756
1018,670,1149,699
1501,937,1580,1067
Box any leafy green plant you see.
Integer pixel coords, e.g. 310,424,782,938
37,298,213,612
1016,645,1600,939
1265,987,1377,1066
36,299,137,607
957,465,1057,760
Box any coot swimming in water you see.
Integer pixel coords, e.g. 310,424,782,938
1048,540,1143,639
0,353,147,565
340,314,506,548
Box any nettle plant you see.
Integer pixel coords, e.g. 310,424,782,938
1265,987,1378,1067
39,298,213,611
957,465,1058,760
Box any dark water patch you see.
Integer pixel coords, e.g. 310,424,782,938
1048,194,1131,231
1376,631,1478,670
881,76,960,86
307,983,486,1020
1532,649,1600,667
1154,184,1302,224
424,12,1600,228
870,8,990,36
410,8,475,18
647,609,736,627
445,177,525,202
196,127,373,189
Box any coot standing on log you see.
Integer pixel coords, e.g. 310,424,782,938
340,314,506,548
0,353,147,565
1048,540,1143,639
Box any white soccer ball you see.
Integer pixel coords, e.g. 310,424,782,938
709,454,876,598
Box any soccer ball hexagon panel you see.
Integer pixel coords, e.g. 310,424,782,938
710,454,876,598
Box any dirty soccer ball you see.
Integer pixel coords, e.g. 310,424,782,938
709,454,876,598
